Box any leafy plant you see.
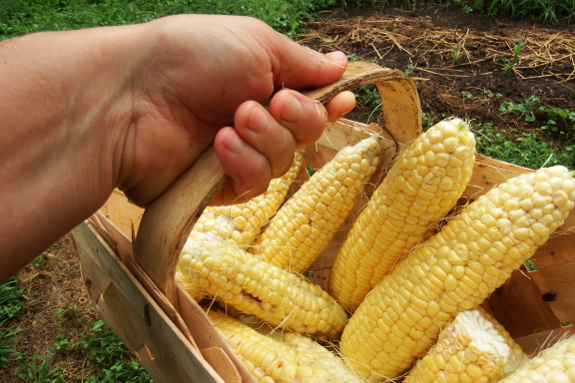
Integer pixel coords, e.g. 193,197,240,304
488,0,575,24
22,353,65,383
452,39,463,66
75,320,152,382
0,277,27,326
0,329,22,367
0,0,339,40
524,259,538,271
474,121,573,169
355,85,382,113
483,89,502,98
502,39,523,73
499,95,540,122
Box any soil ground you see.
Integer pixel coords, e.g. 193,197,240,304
2,3,575,382
297,3,575,156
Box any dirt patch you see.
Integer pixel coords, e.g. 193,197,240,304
297,3,575,160
0,235,100,382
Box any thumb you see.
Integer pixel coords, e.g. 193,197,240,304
269,37,348,89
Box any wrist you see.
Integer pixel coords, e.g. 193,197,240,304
0,24,149,272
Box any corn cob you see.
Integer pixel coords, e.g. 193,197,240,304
190,150,303,246
497,334,575,383
250,136,381,273
340,166,575,381
474,306,529,376
329,118,476,311
177,239,348,340
208,310,367,383
404,309,512,383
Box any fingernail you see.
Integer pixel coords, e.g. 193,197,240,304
326,51,347,63
282,94,304,123
226,131,246,154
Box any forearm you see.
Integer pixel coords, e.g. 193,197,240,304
0,26,145,281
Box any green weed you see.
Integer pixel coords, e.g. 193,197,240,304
0,278,27,368
488,0,575,24
474,121,573,169
21,353,65,383
502,40,523,73
75,320,152,382
452,39,463,66
524,259,538,271
483,89,503,98
0,329,22,368
355,85,382,113
499,95,540,122
0,0,338,40
422,112,435,131
53,304,92,328
0,278,27,326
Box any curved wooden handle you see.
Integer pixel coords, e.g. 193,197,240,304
132,61,421,308
134,145,228,306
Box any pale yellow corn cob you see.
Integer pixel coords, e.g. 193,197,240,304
330,118,476,311
404,309,511,383
177,240,348,340
340,166,575,382
209,310,367,383
190,150,303,246
498,334,575,383
250,136,381,273
237,356,276,383
474,306,529,376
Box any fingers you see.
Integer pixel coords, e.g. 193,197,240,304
213,89,356,205
325,91,357,122
213,126,272,205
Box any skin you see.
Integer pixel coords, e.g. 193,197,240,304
0,14,356,283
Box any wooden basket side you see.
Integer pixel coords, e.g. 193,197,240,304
72,222,226,383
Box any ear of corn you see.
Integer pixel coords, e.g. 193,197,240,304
208,310,368,383
177,239,348,340
473,306,529,376
496,334,575,383
329,118,476,311
250,136,381,274
190,150,304,246
340,166,575,382
404,309,512,383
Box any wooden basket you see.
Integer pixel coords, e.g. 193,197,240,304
71,61,574,383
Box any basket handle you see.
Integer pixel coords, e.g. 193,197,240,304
133,61,421,308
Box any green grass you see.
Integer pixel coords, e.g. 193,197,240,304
0,0,338,40
474,122,574,170
346,0,575,24
1,274,153,381
0,278,26,368
76,320,153,383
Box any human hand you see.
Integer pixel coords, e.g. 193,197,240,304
0,14,355,277
115,15,355,206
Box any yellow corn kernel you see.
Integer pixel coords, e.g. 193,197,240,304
404,309,516,383
330,118,476,311
177,239,348,340
340,166,575,381
250,136,381,273
190,150,303,246
209,311,368,383
497,334,575,383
